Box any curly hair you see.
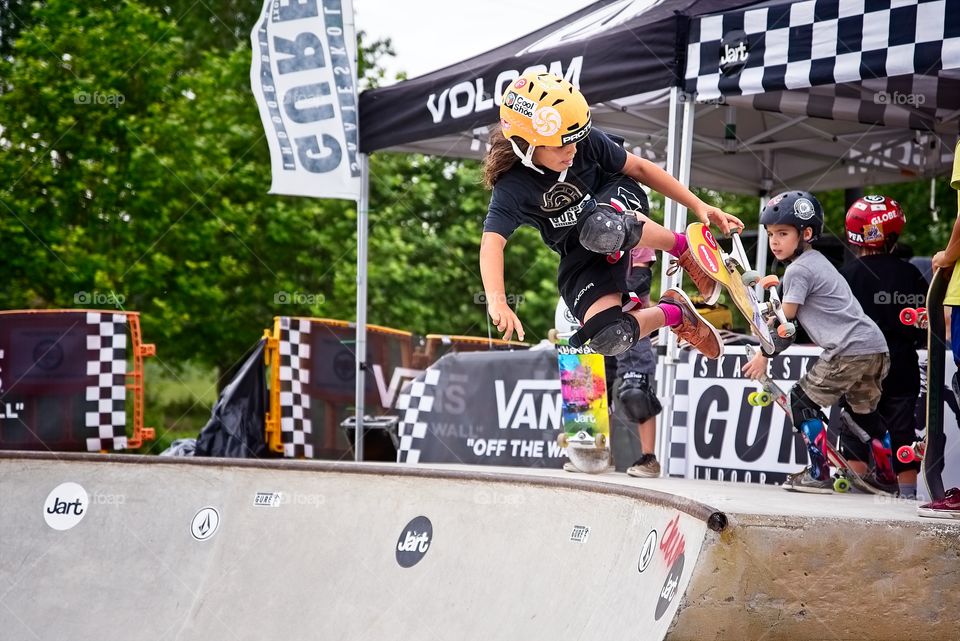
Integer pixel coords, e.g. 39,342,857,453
482,126,527,190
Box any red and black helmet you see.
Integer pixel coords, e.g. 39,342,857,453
845,195,905,249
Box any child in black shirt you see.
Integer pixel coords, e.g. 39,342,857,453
842,195,927,497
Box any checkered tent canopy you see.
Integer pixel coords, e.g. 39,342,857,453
359,0,957,193
685,0,960,132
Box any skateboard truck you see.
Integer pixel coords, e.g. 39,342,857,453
754,277,796,338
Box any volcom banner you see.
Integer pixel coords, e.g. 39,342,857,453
396,350,568,467
250,0,360,200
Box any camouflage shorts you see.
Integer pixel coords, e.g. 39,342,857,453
798,353,890,414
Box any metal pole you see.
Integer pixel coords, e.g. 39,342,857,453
656,88,694,477
354,153,370,461
755,195,769,288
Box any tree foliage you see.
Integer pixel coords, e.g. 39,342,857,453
0,0,559,388
2,0,955,386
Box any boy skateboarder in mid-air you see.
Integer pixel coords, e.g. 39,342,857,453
743,192,890,493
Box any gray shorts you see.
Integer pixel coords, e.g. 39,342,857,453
798,353,890,414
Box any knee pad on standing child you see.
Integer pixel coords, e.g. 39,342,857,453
617,372,662,422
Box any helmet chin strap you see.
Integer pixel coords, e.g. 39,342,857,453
510,139,544,175
790,228,812,260
510,139,568,182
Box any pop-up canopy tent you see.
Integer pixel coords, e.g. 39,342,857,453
358,0,960,470
360,0,958,194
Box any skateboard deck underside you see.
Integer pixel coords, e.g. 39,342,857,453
686,224,775,352
557,346,610,473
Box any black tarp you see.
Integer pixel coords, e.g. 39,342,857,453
195,340,269,458
359,0,757,153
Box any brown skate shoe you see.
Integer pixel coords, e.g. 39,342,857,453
658,288,723,359
667,249,721,305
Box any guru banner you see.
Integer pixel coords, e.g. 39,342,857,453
250,0,360,199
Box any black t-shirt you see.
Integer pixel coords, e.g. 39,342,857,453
840,253,927,393
483,128,628,254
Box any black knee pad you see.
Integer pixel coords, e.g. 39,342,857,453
618,372,662,422
569,307,640,357
789,385,825,428
577,203,644,255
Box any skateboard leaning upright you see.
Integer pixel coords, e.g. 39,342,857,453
556,342,611,474
744,346,894,495
685,223,793,353
899,268,952,501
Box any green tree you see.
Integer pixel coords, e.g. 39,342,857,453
0,0,557,390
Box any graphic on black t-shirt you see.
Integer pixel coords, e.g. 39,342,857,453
542,181,584,212
615,185,647,214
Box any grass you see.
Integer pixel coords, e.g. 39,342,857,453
136,360,219,454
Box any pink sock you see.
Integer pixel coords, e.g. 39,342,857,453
658,302,682,327
667,231,687,258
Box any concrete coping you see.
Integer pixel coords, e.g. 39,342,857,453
0,450,729,532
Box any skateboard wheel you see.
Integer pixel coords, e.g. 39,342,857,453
747,392,759,406
757,391,772,407
899,308,917,326
833,477,851,493
759,274,780,289
777,322,796,338
595,433,607,449
742,270,761,287
897,445,915,464
558,433,568,448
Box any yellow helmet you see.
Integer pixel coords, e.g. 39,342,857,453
499,72,591,148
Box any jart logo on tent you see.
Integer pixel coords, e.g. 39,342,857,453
719,30,749,77
396,516,433,568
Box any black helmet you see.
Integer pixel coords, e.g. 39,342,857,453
760,191,824,241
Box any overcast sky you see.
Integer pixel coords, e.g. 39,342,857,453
352,0,595,83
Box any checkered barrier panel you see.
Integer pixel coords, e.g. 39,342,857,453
666,348,693,477
84,312,128,451
396,368,441,464
279,317,313,458
684,0,960,129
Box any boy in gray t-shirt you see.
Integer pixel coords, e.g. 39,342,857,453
742,191,889,494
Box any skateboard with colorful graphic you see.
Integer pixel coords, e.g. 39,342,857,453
556,343,610,474
744,346,894,495
686,223,794,355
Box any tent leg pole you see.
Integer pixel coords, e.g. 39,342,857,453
657,88,695,477
355,153,371,462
